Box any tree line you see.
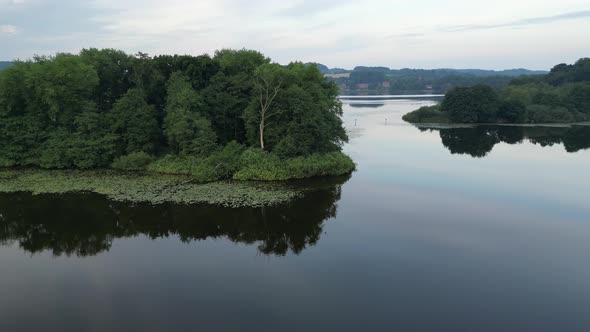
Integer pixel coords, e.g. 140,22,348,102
403,58,590,124
0,49,354,180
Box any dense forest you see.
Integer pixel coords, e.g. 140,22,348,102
403,58,590,124
0,49,354,181
315,63,547,95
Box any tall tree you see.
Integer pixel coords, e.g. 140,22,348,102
164,72,217,155
253,64,284,150
110,89,160,154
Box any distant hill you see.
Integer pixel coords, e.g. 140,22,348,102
312,63,547,77
0,61,14,71
306,63,348,75
311,63,549,95
444,68,548,77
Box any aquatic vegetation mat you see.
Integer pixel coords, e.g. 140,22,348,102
0,170,301,208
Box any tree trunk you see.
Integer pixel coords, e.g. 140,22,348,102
259,119,265,150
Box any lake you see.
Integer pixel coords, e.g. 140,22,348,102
1,97,589,332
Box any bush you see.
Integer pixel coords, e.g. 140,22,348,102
111,152,154,171
200,141,245,179
402,105,449,123
234,150,355,181
146,142,246,183
147,154,199,175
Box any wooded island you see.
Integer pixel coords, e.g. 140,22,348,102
403,58,590,124
0,49,354,182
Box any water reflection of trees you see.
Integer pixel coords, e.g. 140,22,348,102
0,176,349,257
419,126,590,157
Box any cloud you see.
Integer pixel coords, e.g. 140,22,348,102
277,0,353,17
440,10,590,32
0,0,589,69
0,24,17,34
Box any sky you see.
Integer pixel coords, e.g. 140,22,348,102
1,0,589,70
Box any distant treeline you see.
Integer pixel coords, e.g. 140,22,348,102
0,61,13,70
0,49,354,181
311,63,547,95
403,58,590,124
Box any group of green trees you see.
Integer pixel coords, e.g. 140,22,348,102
403,58,590,124
0,49,354,181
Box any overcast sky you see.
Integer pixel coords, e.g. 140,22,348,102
1,0,589,69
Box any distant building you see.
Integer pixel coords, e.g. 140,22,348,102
381,81,391,88
425,85,433,90
356,83,369,89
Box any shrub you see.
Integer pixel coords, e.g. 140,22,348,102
146,142,246,183
147,154,198,175
234,150,355,181
111,152,154,171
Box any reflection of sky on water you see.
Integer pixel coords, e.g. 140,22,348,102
342,99,590,217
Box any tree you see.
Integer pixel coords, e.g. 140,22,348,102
79,48,134,112
110,89,160,154
201,49,269,144
498,100,526,123
568,83,590,115
164,72,217,155
442,85,499,123
252,64,284,150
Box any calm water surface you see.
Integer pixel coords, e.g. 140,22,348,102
1,98,589,332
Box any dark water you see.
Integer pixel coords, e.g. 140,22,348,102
1,98,589,332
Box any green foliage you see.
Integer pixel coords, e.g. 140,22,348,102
405,58,590,125
148,147,354,183
567,83,590,115
526,105,574,123
234,150,355,181
0,48,351,182
546,58,590,86
497,100,526,123
147,142,245,182
442,85,499,123
402,105,449,123
111,152,154,171
79,48,133,111
110,88,160,154
164,72,217,155
243,62,347,156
